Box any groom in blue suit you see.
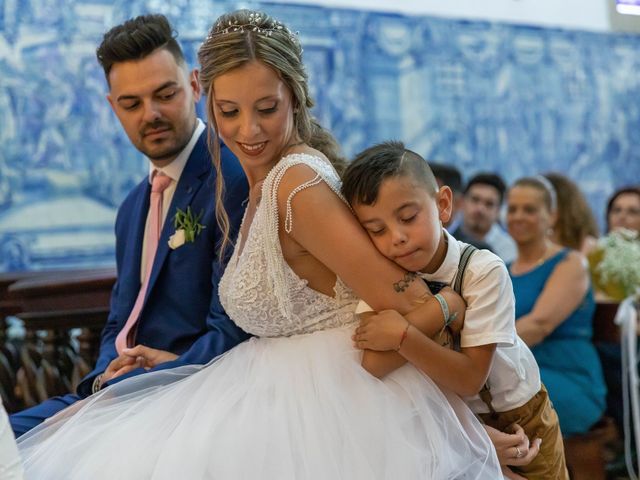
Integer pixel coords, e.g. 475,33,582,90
11,14,249,436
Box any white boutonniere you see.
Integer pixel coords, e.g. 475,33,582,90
168,207,206,250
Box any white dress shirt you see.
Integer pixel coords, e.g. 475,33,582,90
420,230,540,413
484,223,517,264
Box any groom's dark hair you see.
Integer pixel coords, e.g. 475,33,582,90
341,140,439,206
96,14,186,86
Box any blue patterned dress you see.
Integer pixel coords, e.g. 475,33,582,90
509,249,607,437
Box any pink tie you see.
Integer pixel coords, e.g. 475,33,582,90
115,173,173,355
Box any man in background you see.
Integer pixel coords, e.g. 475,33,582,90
431,163,493,252
454,172,516,262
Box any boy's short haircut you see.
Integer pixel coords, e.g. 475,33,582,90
464,173,507,204
342,140,439,205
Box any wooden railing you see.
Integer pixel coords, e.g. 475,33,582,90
0,268,115,412
0,272,628,416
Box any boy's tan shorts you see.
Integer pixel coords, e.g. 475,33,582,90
480,384,569,480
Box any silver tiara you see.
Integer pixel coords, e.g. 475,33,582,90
208,12,298,42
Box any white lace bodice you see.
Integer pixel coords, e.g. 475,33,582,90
219,153,359,337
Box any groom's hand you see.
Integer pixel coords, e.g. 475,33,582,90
122,345,178,370
101,354,143,386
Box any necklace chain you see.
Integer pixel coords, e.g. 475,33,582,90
533,243,548,267
512,243,549,275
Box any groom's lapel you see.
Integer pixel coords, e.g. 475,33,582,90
145,134,210,298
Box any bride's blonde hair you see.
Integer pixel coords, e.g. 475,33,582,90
198,9,345,257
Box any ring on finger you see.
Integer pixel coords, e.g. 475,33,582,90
515,446,523,458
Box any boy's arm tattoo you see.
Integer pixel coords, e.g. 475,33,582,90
393,272,417,292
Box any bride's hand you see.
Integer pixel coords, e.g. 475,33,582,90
483,424,540,467
352,310,409,351
122,345,179,370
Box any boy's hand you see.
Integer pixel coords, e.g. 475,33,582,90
353,310,409,351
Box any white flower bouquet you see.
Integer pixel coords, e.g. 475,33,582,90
589,228,640,301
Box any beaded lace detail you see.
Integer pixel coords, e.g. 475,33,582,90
219,153,358,337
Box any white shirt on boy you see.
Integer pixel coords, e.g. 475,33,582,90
419,230,540,414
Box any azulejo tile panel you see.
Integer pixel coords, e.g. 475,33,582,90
0,1,638,271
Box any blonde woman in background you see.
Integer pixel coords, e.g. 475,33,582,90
506,176,606,438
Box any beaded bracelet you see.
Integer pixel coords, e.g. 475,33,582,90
434,293,458,328
395,321,410,351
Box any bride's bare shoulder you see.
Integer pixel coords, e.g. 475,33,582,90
285,143,328,160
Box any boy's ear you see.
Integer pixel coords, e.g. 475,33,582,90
437,186,453,224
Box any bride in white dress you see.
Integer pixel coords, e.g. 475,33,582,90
17,10,501,478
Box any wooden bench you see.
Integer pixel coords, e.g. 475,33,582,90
564,416,619,480
0,270,53,411
593,301,620,344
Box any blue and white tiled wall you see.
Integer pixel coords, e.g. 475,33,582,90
1,0,638,271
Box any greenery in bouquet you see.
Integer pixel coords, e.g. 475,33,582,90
588,228,640,301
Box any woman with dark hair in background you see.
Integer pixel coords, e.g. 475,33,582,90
606,186,640,235
592,185,640,469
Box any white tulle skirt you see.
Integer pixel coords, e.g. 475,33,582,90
1,402,24,479
18,326,500,479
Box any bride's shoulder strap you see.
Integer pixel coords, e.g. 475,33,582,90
258,153,347,318
262,153,347,233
